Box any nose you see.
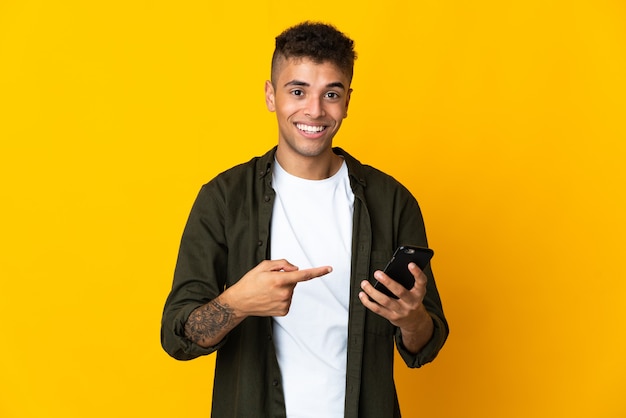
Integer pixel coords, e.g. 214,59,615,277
304,97,325,119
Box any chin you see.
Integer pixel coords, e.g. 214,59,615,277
296,142,334,158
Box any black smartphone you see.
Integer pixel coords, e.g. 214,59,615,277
373,245,434,299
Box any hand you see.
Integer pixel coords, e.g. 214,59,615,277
223,259,332,318
358,262,434,353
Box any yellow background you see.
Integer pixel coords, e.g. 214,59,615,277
1,0,625,417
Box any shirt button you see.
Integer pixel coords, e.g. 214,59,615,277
272,380,279,387
264,195,271,202
257,240,263,247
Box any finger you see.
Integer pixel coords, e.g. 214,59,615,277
373,270,406,298
408,263,427,288
283,266,333,284
360,279,392,305
358,289,384,312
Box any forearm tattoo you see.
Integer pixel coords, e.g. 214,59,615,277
184,299,236,345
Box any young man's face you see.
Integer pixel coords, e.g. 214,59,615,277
265,57,351,162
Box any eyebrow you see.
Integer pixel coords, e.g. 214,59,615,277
284,80,346,90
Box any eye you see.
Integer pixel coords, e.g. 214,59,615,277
325,91,340,100
291,89,304,97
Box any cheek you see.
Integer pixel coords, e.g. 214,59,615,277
330,106,348,121
278,106,303,124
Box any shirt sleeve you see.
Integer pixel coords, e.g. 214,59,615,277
394,311,449,368
160,299,227,360
160,182,229,360
393,183,449,368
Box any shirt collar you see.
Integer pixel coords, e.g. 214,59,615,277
257,146,367,188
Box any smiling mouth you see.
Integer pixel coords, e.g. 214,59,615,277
296,123,327,134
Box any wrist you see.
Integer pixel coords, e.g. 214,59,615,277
400,308,434,354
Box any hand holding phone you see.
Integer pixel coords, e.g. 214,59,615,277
373,245,434,299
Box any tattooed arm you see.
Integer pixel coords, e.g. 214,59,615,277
184,297,241,348
183,259,333,348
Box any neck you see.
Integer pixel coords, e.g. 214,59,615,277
275,148,343,180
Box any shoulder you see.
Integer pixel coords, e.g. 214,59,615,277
335,147,412,196
200,147,276,192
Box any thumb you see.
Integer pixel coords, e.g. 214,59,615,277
261,259,300,273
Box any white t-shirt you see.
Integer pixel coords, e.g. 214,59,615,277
271,159,354,418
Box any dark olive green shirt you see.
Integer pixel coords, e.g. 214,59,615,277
161,147,448,418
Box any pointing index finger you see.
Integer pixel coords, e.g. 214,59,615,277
283,266,333,284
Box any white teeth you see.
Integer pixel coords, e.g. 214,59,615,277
296,123,325,133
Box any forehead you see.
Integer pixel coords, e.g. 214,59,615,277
273,57,350,86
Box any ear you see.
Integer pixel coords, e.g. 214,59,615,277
265,80,276,112
344,88,353,118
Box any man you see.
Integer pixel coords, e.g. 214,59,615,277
161,21,448,418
